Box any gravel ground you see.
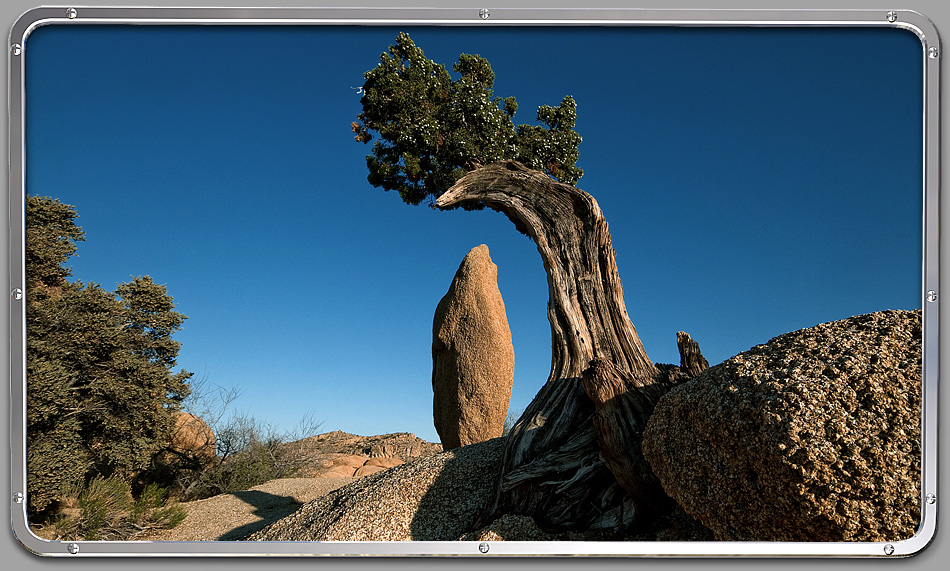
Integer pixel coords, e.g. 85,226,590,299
247,437,505,541
141,477,354,541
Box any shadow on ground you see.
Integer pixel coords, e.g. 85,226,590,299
216,491,303,541
406,437,504,540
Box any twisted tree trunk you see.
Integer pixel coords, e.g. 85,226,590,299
436,161,706,533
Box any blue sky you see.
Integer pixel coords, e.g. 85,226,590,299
25,25,923,443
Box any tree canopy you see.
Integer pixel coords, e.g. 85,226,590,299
26,196,192,513
353,32,583,205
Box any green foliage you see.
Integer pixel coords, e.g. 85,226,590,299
48,477,185,541
75,476,133,540
25,196,192,514
178,412,323,500
148,504,187,530
131,482,168,521
26,420,89,518
132,482,186,531
25,196,84,293
353,32,583,205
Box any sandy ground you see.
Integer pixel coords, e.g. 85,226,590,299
140,477,354,541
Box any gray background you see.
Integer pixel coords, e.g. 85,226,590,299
2,0,945,569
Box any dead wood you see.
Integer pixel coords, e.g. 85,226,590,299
436,161,709,532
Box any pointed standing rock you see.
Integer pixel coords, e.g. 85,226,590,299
432,245,514,451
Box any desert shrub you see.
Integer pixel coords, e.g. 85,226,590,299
208,439,280,494
150,505,187,530
177,411,322,500
153,377,325,501
42,477,185,541
75,477,133,540
130,482,167,522
129,482,187,531
502,407,524,436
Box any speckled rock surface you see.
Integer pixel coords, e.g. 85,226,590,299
642,310,922,542
245,437,505,541
459,514,555,541
457,506,714,542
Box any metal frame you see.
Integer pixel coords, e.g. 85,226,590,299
6,6,940,557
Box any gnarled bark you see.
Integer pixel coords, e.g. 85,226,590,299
677,331,709,378
436,161,706,532
581,359,670,520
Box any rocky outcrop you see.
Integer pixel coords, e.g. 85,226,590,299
319,464,364,479
298,430,442,458
246,437,505,541
642,309,922,542
313,454,398,478
279,431,442,478
167,411,217,466
364,457,403,469
353,465,387,478
432,245,515,451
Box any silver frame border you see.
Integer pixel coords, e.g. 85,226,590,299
6,6,940,558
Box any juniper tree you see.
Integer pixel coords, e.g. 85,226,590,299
352,32,582,206
353,36,708,534
26,196,192,514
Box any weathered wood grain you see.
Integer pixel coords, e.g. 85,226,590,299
437,161,709,532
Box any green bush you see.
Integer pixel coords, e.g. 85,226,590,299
149,505,187,529
44,477,185,541
76,477,132,540
184,434,285,499
214,441,280,493
131,482,167,522
175,412,322,501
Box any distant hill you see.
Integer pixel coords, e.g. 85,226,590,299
278,430,443,478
